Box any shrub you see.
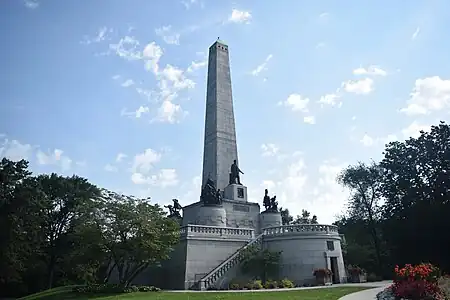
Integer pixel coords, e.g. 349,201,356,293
392,263,443,300
313,268,332,277
229,283,241,290
245,280,263,290
264,280,278,289
347,265,365,276
278,278,295,288
73,284,160,294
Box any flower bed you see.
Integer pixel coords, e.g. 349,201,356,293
390,263,445,300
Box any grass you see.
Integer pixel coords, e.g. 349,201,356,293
19,286,371,300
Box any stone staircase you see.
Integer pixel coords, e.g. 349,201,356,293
194,233,264,291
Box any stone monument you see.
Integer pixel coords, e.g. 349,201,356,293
124,39,346,291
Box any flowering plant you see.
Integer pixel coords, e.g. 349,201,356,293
347,265,365,275
392,263,443,300
313,268,332,277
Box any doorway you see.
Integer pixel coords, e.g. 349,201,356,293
330,257,339,283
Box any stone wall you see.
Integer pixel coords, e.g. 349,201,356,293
263,224,346,285
182,199,261,232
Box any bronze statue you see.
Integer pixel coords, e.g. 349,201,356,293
201,178,222,206
270,196,278,211
164,204,175,216
229,160,244,185
263,189,271,210
165,199,182,218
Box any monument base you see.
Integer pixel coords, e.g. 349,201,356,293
224,184,248,202
260,210,282,228
196,205,227,226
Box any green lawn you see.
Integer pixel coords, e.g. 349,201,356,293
19,286,370,300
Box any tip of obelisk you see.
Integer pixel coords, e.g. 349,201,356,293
213,37,228,46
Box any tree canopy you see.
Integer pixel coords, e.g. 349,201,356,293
335,121,450,277
0,159,179,297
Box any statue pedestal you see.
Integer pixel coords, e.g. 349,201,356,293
224,184,248,202
196,205,227,226
260,210,282,229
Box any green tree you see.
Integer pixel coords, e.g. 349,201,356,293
279,207,293,225
292,209,319,224
98,190,180,287
35,173,101,289
337,161,383,273
0,158,38,296
380,121,450,271
241,246,281,283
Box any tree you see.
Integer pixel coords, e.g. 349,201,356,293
241,246,281,283
279,207,293,225
337,161,384,273
35,173,101,289
380,121,450,271
0,158,37,296
292,209,319,224
98,190,180,287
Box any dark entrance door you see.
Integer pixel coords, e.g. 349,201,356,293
330,257,339,283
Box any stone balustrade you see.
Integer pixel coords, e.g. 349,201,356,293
180,224,255,239
263,224,339,236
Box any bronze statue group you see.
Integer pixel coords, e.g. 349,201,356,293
165,160,279,216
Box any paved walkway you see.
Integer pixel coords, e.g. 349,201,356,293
338,281,392,300
168,280,392,294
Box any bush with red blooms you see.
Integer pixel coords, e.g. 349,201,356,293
392,263,444,300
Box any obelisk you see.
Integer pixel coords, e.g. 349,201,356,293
201,39,239,192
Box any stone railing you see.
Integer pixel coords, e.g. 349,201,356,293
263,224,339,237
180,224,255,239
197,233,264,290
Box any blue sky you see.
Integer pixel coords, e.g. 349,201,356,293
1,0,450,223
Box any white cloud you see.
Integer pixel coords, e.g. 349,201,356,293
104,164,118,172
23,0,39,9
261,143,279,157
401,121,431,139
400,76,450,116
143,42,163,74
36,149,72,171
303,116,316,124
353,65,387,76
0,139,33,161
135,106,150,118
153,100,187,124
155,26,181,45
412,27,420,40
131,148,162,174
131,169,179,187
182,0,201,9
251,54,273,76
360,133,398,147
343,78,374,94
187,59,207,73
81,27,112,45
281,94,310,112
116,153,127,162
319,12,329,19
121,79,134,87
229,9,252,24
318,92,341,107
109,36,142,61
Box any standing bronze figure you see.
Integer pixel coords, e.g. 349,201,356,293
229,160,244,185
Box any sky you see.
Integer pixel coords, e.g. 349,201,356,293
1,0,450,224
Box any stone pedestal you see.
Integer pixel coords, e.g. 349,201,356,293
260,210,282,229
196,205,227,226
224,184,247,202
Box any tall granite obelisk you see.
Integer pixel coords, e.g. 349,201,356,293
201,39,239,192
